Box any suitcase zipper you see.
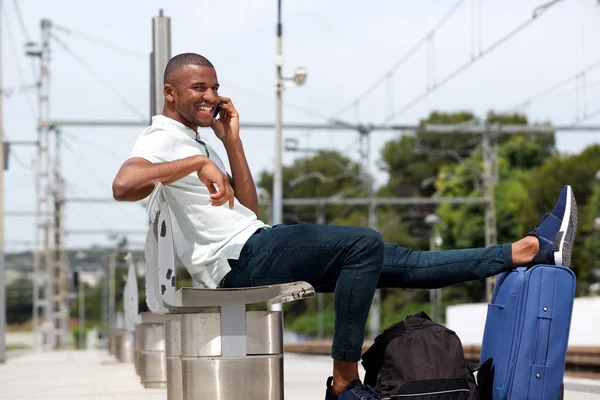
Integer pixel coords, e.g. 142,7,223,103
504,268,531,398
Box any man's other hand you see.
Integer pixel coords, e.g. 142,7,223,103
197,159,235,209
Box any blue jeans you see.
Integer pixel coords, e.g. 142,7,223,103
221,224,514,362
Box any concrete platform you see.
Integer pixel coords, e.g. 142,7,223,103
0,350,599,399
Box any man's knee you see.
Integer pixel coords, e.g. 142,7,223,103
357,227,385,255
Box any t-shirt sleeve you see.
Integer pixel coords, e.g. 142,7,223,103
128,130,172,164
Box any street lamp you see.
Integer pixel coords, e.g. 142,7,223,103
271,0,307,312
273,0,307,228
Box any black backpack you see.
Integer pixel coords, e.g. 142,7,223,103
361,312,491,400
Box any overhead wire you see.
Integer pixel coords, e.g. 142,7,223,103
60,145,146,228
2,5,36,113
221,80,333,121
510,59,600,111
293,0,469,155
330,0,468,120
383,0,568,123
61,130,128,161
61,136,114,192
11,0,37,85
51,23,147,60
12,0,30,41
0,83,37,98
9,149,33,170
50,33,147,120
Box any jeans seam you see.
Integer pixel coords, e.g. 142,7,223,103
384,254,501,269
342,263,361,355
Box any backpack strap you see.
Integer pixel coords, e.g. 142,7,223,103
468,357,493,400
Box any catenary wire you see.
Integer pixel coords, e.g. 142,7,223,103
383,0,568,123
50,33,147,120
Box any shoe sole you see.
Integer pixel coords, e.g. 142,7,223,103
553,185,578,267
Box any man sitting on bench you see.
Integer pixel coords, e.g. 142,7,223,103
112,53,578,400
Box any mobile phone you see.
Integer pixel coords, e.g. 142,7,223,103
213,101,223,118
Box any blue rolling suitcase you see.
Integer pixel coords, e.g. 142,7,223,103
479,264,575,400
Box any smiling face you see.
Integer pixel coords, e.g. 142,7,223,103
163,64,220,130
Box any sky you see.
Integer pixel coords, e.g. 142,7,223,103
2,0,600,251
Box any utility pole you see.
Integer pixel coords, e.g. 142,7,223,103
272,0,307,231
0,0,7,364
272,0,285,315
26,19,54,349
316,205,325,340
108,251,116,329
483,125,499,302
77,268,85,349
273,0,284,231
360,129,381,339
52,130,68,348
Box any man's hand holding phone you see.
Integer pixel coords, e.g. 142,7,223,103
197,158,235,209
210,97,240,144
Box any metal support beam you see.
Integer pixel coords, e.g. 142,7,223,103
4,211,40,217
4,140,38,146
64,196,489,206
66,229,147,235
282,197,488,206
42,120,600,133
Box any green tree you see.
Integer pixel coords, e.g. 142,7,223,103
6,278,33,324
381,111,479,199
519,144,600,295
258,150,367,224
582,182,600,294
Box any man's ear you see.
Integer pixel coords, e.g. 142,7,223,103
164,84,176,102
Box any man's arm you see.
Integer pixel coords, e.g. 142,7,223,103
112,156,209,202
222,138,259,217
113,154,236,212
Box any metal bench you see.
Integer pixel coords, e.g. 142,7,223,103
145,182,315,400
124,252,173,389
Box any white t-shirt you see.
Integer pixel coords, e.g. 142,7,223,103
129,115,268,288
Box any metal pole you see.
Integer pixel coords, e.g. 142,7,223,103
0,0,6,363
78,268,85,349
273,0,284,227
362,130,381,339
483,125,498,302
270,0,284,313
53,130,68,348
151,9,171,116
32,18,53,349
429,235,436,322
108,252,116,329
316,205,325,340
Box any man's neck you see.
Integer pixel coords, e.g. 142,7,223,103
161,110,199,132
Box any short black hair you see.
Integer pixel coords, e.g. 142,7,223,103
163,53,214,85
